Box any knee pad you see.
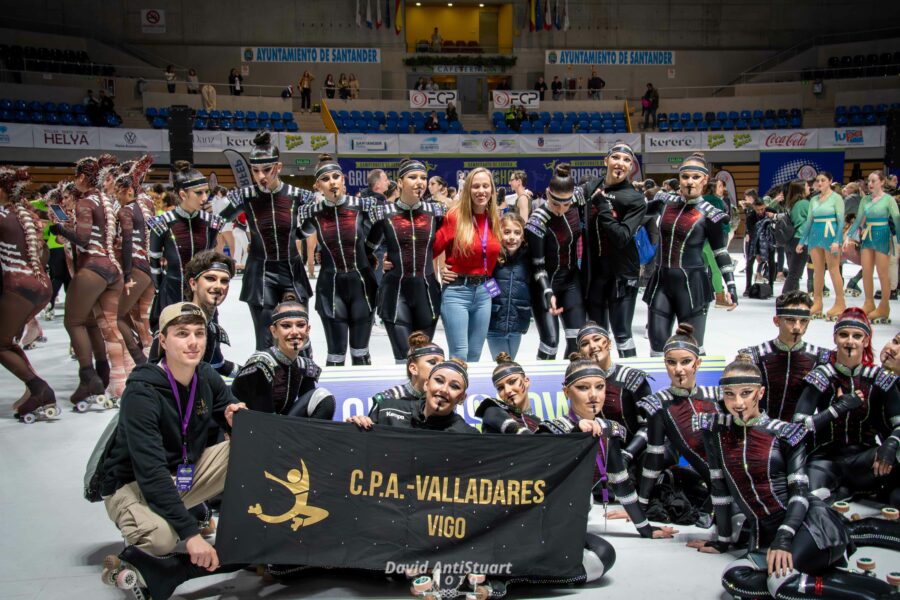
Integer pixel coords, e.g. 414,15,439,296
306,388,336,420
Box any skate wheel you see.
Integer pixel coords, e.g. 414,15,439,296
115,567,138,589
75,400,89,413
44,405,59,418
21,413,35,424
411,575,433,593
850,513,862,521
101,568,117,586
474,585,492,600
832,501,850,513
468,573,486,585
465,594,478,600
103,554,121,571
857,557,876,571
887,572,900,586
882,507,899,520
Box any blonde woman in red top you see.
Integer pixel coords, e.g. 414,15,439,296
433,167,502,362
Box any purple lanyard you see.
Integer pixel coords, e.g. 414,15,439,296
472,216,489,274
570,407,609,502
162,361,198,464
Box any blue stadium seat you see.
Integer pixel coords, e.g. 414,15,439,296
565,111,577,121
194,118,205,129
220,119,233,131
668,112,680,122
43,102,56,113
548,122,561,134
12,110,27,123
864,114,876,125
777,109,789,119
657,113,668,123
552,111,564,121
848,105,861,114
692,112,703,122
76,114,91,126
727,111,739,121
736,119,748,130
373,111,385,124
259,120,272,130
61,113,75,126
258,111,270,121
270,112,282,121
835,115,848,126
671,121,683,132
209,110,221,120
789,108,801,118
658,121,670,132
710,120,722,131
246,111,257,120
234,110,245,119
159,107,170,118
151,116,166,129
705,112,716,123
46,112,60,125
716,111,727,121
790,116,802,128
0,99,12,111
835,105,847,116
221,110,233,119
740,110,751,120
752,110,764,120
57,102,71,113
577,120,589,131
862,104,874,114
679,112,691,123
145,107,158,118
106,113,121,127
875,104,888,115
273,121,285,132
286,121,298,132
30,111,44,124
750,118,762,129
683,121,696,131
519,122,533,133
247,119,258,130
27,101,41,112
776,117,789,128
696,121,709,131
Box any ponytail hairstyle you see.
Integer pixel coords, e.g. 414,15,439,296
97,153,119,188
249,131,280,166
664,323,701,357
0,165,31,200
172,160,208,192
492,352,526,388
405,330,444,381
0,166,44,283
548,162,575,196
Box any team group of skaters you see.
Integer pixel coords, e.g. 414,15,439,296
1,131,900,598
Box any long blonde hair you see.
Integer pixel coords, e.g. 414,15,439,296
451,167,500,258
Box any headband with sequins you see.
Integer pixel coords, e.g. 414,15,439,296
608,144,635,160
776,307,811,318
492,364,526,386
315,162,343,180
664,340,701,356
564,366,607,387
197,262,233,278
430,360,469,387
177,176,208,191
834,318,871,337
720,375,762,386
408,343,444,361
398,161,427,178
577,324,611,347
271,309,309,325
679,164,709,175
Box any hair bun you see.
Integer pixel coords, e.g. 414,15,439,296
317,152,336,164
735,352,754,363
567,352,583,362
173,160,192,173
555,163,571,178
495,352,512,364
675,323,695,336
253,131,272,146
407,330,431,349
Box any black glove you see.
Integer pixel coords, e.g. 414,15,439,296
876,437,898,466
831,392,863,417
48,223,64,236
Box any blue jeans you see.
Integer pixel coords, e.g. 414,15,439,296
486,333,522,361
441,283,492,362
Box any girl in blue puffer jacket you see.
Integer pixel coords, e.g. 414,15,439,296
486,213,532,359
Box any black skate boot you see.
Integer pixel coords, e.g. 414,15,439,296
351,353,372,366
769,568,896,599
16,377,59,424
582,533,616,582
71,366,112,412
188,502,216,537
847,517,900,552
96,359,111,388
722,558,769,599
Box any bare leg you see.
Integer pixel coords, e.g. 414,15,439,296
825,249,846,319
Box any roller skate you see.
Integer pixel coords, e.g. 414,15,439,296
42,306,55,321
846,281,863,297
71,366,116,412
457,573,507,599
96,359,111,389
809,298,825,320
102,545,210,600
868,302,892,325
189,502,217,537
16,378,59,424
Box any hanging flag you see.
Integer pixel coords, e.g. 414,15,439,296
366,0,373,28
555,0,561,29
563,0,570,31
395,0,403,35
535,0,543,31
356,0,362,27
528,0,536,32
543,0,552,30
385,0,391,29
376,0,382,28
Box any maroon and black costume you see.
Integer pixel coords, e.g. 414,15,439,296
231,347,335,419
741,340,830,421
693,413,892,600
148,207,223,330
219,183,314,349
580,178,647,358
643,191,736,354
366,200,445,361
296,194,376,365
0,167,56,417
525,200,586,359
793,359,900,503
636,385,721,508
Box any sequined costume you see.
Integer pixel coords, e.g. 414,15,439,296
296,195,376,365
231,348,334,419
366,200,444,361
643,191,735,354
741,340,830,421
218,183,314,350
525,201,586,359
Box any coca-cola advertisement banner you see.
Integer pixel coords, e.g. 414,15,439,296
759,151,845,192
757,129,818,150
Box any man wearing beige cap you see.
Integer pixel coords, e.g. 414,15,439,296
98,302,246,599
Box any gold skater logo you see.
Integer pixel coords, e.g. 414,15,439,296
247,459,329,531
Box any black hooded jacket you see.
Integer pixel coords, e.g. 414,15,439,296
99,362,237,540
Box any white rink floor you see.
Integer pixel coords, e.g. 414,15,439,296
1,260,898,600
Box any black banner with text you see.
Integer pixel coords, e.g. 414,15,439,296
217,411,596,578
